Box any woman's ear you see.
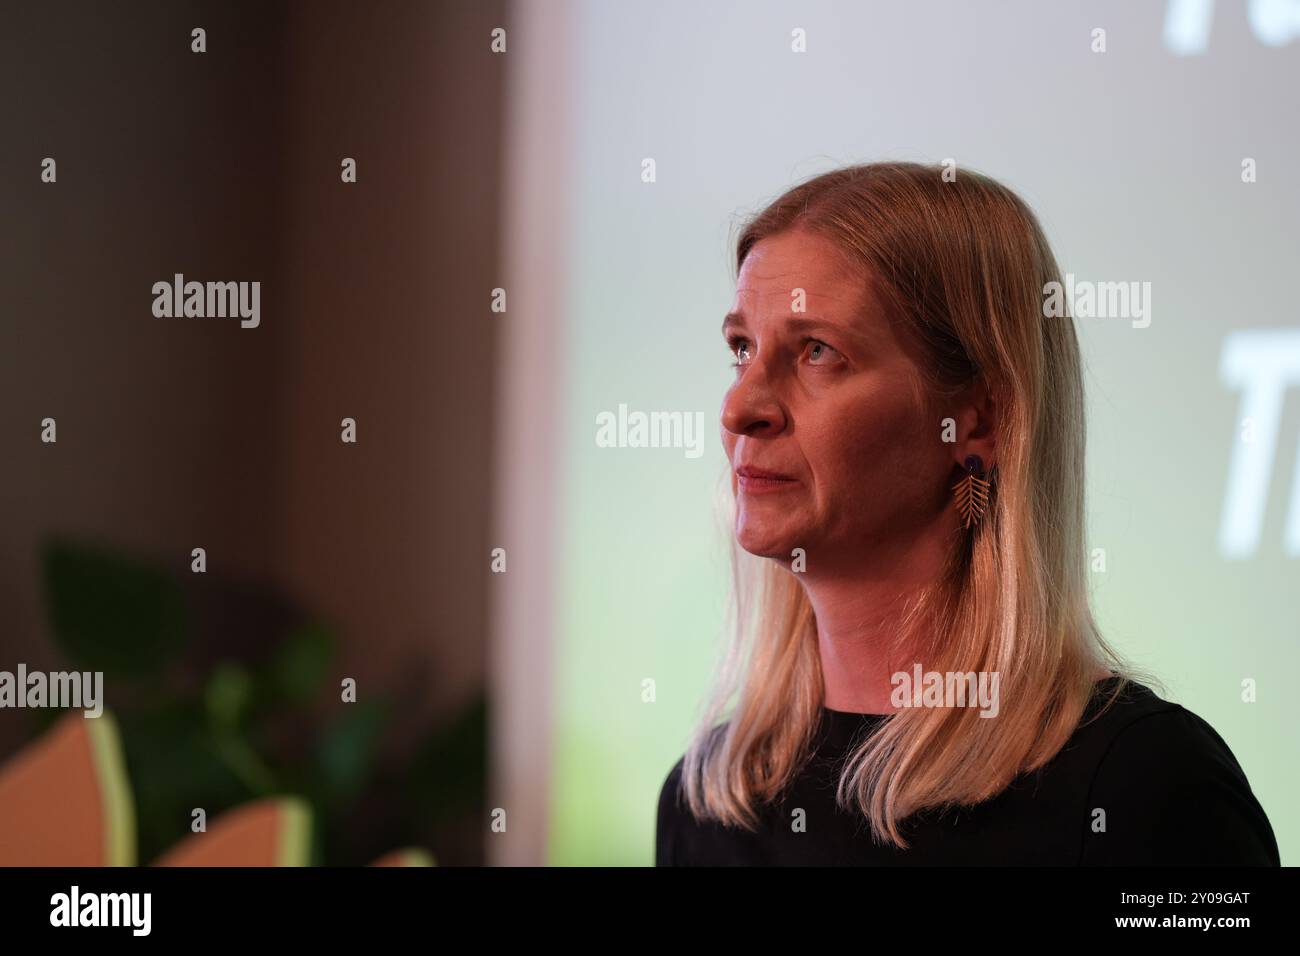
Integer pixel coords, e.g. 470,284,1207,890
960,377,997,472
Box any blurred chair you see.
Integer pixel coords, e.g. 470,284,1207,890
0,710,433,867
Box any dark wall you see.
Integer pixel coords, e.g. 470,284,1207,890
0,0,503,864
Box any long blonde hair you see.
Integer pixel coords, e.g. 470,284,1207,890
682,161,1158,849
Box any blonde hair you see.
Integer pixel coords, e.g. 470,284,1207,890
681,161,1159,849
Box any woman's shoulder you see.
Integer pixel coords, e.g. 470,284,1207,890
656,754,687,820
656,722,728,811
1074,677,1280,865
655,723,759,868
655,752,693,866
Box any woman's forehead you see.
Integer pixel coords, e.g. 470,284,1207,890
729,273,875,329
735,230,869,311
730,284,864,309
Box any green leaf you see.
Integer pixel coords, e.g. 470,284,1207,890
259,623,334,708
117,701,251,862
205,664,252,729
315,701,388,808
41,538,190,677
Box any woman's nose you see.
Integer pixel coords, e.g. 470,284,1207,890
720,363,788,437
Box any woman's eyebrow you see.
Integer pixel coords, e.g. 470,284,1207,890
782,316,859,338
722,312,866,342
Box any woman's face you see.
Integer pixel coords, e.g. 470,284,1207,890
721,228,958,568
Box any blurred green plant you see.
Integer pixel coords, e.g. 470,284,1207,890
34,537,486,865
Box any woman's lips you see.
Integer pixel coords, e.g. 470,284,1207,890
736,467,799,493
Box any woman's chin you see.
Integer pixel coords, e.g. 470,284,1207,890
734,525,799,560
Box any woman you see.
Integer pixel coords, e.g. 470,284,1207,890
655,162,1280,866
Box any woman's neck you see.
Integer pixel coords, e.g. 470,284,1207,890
800,567,931,715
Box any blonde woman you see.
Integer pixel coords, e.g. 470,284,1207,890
655,162,1279,866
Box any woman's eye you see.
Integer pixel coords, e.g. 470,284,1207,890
730,338,753,366
805,340,841,365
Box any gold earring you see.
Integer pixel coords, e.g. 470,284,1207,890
952,454,992,530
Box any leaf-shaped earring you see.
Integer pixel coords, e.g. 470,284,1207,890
952,454,992,530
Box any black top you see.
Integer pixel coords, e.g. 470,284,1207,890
655,678,1280,865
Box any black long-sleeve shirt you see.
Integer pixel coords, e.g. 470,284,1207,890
655,678,1280,865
